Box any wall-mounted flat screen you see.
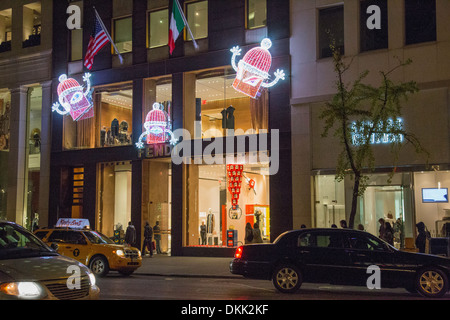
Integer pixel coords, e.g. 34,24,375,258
422,188,449,203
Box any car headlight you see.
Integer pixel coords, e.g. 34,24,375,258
114,249,125,257
88,272,96,287
0,282,43,299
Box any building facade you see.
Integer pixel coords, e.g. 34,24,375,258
0,0,53,230
291,0,450,248
50,0,291,256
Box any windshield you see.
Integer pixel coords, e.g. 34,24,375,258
0,222,56,260
83,231,115,244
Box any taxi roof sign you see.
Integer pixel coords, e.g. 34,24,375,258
56,218,90,229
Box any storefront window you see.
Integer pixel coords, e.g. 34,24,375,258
314,172,414,249
184,159,270,247
185,68,268,139
63,82,133,150
414,171,450,238
314,175,345,229
96,162,132,238
142,159,172,254
25,86,42,230
0,90,10,221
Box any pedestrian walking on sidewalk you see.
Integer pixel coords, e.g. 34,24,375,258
125,221,136,247
153,221,162,254
142,221,153,257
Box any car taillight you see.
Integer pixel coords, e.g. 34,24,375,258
235,246,243,259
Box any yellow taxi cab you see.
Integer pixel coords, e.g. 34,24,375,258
34,219,141,277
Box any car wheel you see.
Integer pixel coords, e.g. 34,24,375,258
272,264,302,294
89,256,110,277
416,267,449,298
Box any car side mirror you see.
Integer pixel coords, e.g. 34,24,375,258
50,243,59,251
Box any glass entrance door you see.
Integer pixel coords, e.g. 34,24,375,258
360,185,405,247
143,159,171,254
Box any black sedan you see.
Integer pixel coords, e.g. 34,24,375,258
230,228,450,298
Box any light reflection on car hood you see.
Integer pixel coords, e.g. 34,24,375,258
0,255,85,282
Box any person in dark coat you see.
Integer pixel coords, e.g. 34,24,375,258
378,218,386,240
384,222,394,246
415,222,429,253
252,223,263,243
142,221,153,257
125,221,136,247
245,223,253,244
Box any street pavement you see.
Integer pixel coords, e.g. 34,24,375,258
134,253,239,279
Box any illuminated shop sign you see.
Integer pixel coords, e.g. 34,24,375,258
351,118,404,146
230,38,285,99
136,103,177,149
52,73,94,121
137,142,173,159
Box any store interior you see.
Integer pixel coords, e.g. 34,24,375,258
186,161,270,247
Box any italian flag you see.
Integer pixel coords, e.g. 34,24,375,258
169,0,185,55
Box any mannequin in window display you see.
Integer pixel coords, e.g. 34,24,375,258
111,118,119,141
221,106,235,130
119,120,129,144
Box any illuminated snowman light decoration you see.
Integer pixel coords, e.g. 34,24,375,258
136,102,177,149
52,73,93,121
230,38,285,99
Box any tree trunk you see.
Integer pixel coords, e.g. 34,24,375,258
348,173,361,229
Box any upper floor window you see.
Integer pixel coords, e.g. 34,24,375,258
113,16,132,53
70,1,83,61
247,0,267,29
0,9,12,53
148,8,169,48
63,81,133,150
405,0,436,45
23,1,41,48
318,5,344,59
186,0,208,41
360,0,388,52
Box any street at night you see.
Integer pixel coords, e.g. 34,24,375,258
2,0,450,307
96,273,448,301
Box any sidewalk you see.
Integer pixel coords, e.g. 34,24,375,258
134,254,241,279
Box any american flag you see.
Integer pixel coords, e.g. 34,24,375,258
84,14,109,70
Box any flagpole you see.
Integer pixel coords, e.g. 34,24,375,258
174,0,199,50
93,7,124,63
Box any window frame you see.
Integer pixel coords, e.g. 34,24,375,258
246,0,267,30
147,7,169,49
359,0,388,53
112,14,133,54
317,5,345,59
184,0,208,42
404,0,436,46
